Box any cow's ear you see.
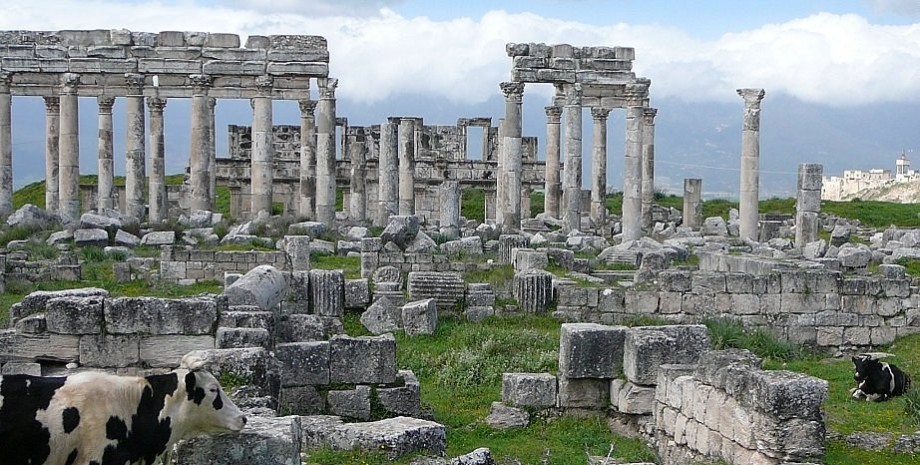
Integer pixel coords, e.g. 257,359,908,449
852,356,858,363
179,353,206,371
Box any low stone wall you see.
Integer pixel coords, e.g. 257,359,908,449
361,246,488,277
2,252,81,285
159,246,289,284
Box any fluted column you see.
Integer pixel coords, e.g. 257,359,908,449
250,76,274,216
298,99,317,218
738,88,766,241
208,97,217,211
0,73,11,218
499,82,525,230
189,74,212,212
562,84,583,232
96,96,115,212
124,74,146,220
43,97,60,214
315,78,338,225
376,118,398,226
622,82,648,241
397,117,416,215
543,105,562,219
641,107,658,230
590,107,611,228
59,73,81,224
348,129,367,222
147,97,167,223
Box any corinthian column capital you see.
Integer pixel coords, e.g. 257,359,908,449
499,81,525,103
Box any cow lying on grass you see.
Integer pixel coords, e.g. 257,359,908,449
850,354,912,402
0,354,246,465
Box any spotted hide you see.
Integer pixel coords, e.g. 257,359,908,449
850,354,912,402
0,356,246,465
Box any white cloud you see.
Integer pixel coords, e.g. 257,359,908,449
2,2,920,106
867,0,920,16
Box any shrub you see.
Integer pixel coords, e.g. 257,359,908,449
703,317,805,362
904,387,920,426
80,246,107,263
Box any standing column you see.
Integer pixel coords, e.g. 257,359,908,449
315,78,338,225
44,97,60,214
495,117,504,223
590,107,611,228
376,118,398,226
440,179,460,236
208,97,217,212
96,96,115,212
683,178,703,229
189,74,212,212
562,84,583,232
795,164,823,249
250,76,274,217
58,73,81,224
543,105,562,219
641,107,658,230
738,88,766,241
147,97,167,223
298,99,317,218
500,82,525,230
0,73,11,219
124,74,146,221
622,82,648,241
348,129,367,222
397,117,416,215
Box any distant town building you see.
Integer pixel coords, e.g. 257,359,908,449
821,152,918,201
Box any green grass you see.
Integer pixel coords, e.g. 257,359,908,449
895,258,920,277
704,317,805,363
311,254,361,279
530,191,545,217
823,199,920,228
825,441,919,465
463,264,514,295
461,188,485,223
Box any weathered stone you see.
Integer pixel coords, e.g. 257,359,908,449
329,334,396,384
105,296,218,335
345,278,371,309
512,270,553,314
216,327,271,349
140,230,176,246
373,265,402,284
45,296,104,334
558,323,626,379
360,298,401,335
224,265,288,311
140,335,215,368
276,314,329,342
275,341,330,387
281,235,311,271
502,372,557,408
6,204,57,229
73,228,108,247
401,299,438,336
78,334,139,367
557,376,609,408
11,288,108,322
326,385,371,420
486,401,529,429
288,220,326,237
381,215,420,250
279,385,325,416
377,370,422,417
450,448,495,465
623,325,710,386
1,362,42,376
175,415,302,465
305,416,446,459
310,269,345,317
182,347,279,397
407,272,465,311
702,217,728,236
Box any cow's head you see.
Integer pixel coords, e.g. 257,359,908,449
178,355,247,434
852,354,879,383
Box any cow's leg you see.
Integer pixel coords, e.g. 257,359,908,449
850,388,867,399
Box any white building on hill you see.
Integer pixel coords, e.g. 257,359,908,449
822,152,919,201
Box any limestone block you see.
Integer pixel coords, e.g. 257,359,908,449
405,232,437,254
359,298,401,335
407,272,465,311
175,415,302,465
140,230,176,246
1,362,42,376
501,372,557,408
14,314,46,334
693,349,762,391
317,416,446,459
224,265,288,311
838,243,871,268
377,370,422,417
486,401,530,429
279,385,325,416
401,299,438,336
380,215,420,250
498,235,529,264
558,323,627,379
512,271,554,314
616,381,656,414
329,334,397,384
216,327,271,349
105,296,218,335
73,228,109,247
439,236,484,256
373,265,402,284
45,296,104,334
281,235,311,271
218,310,274,332
0,332,80,364
180,347,280,399
310,269,345,317
140,335,215,368
345,279,371,309
326,385,372,420
277,314,328,342
702,217,728,236
79,334,140,367
512,248,549,272
288,221,326,237
557,376,610,408
275,341,330,387
6,204,57,229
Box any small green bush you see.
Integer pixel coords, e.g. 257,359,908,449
904,387,920,426
80,246,107,263
704,317,805,362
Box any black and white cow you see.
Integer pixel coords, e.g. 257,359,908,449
850,354,912,402
0,355,246,465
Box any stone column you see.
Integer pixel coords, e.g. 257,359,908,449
43,97,60,214
440,179,460,235
59,73,81,224
124,74,146,221
495,117,504,223
590,107,611,228
562,84,583,232
738,88,766,241
96,96,115,212
795,164,823,249
189,74,213,212
641,107,658,230
148,97,167,223
348,129,367,222
512,270,553,314
309,269,345,317
683,178,703,229
397,117,416,215
500,81,525,230
622,82,648,241
0,73,11,219
377,118,398,226
250,76,274,217
298,99,317,218
543,105,562,219
315,78,338,225
208,97,217,211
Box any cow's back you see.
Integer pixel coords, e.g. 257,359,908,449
0,374,68,465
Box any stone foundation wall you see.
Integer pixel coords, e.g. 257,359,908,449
158,246,289,284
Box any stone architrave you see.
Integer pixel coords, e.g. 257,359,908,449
398,117,416,216
543,105,563,219
298,99,317,219
348,129,367,222
590,107,611,228
124,73,146,221
377,119,398,226
738,88,766,241
251,76,275,217
500,81,525,230
315,78,338,225
796,163,823,249
641,107,658,230
189,74,213,213
96,96,116,213
0,73,10,219
622,82,648,241
59,73,81,224
43,97,60,215
147,97,168,223
207,97,217,211
683,178,703,229
562,84,583,232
